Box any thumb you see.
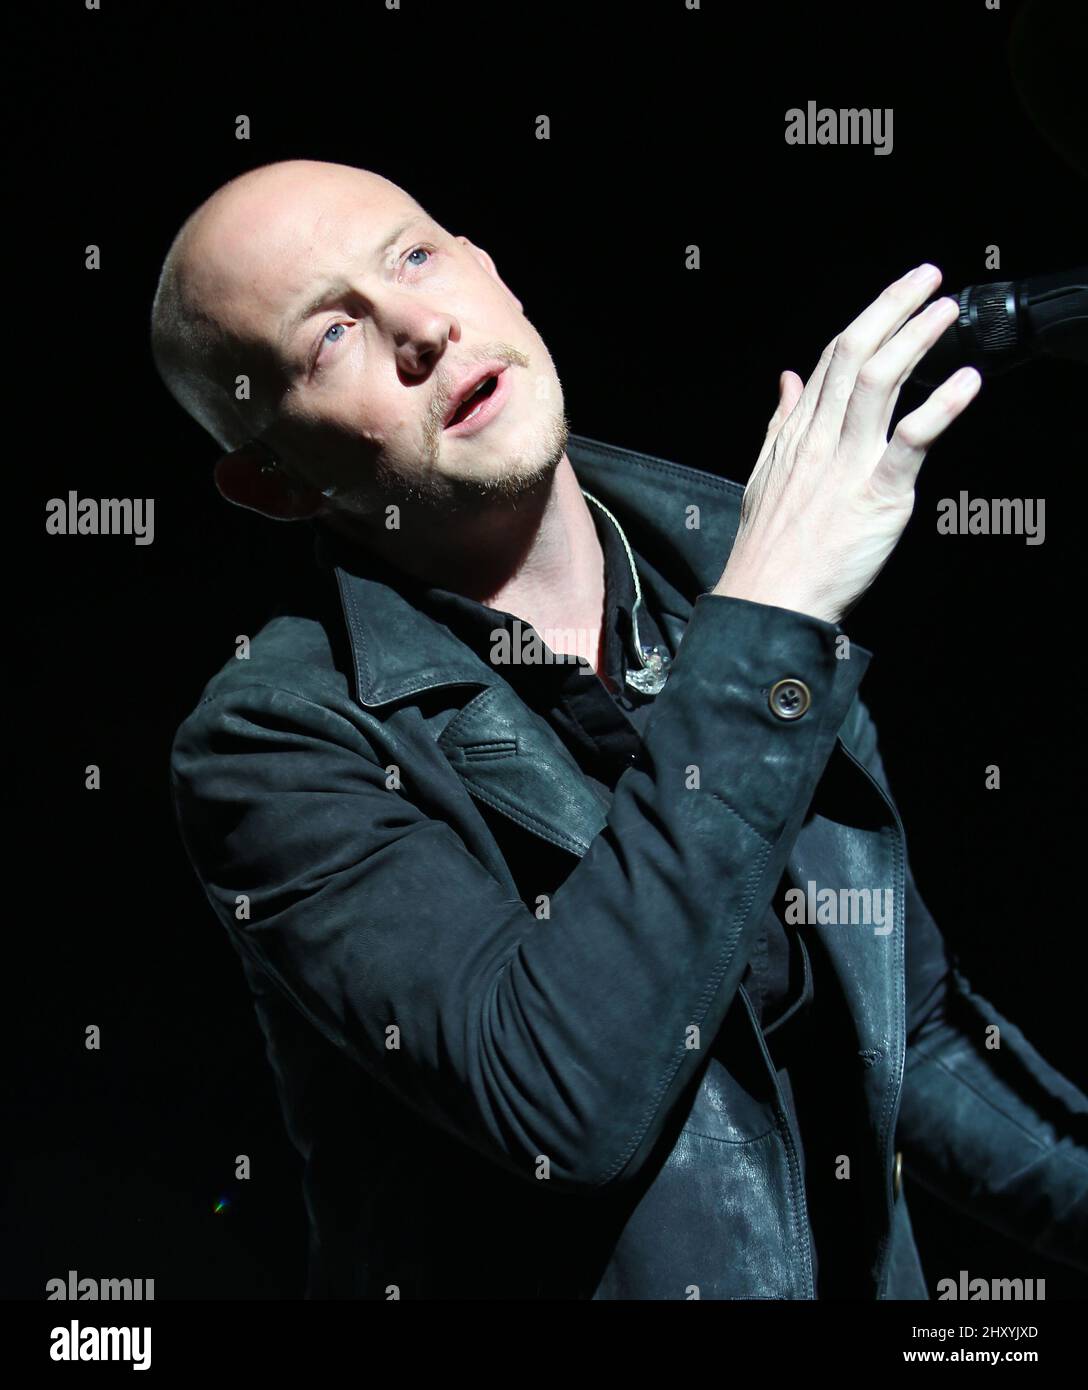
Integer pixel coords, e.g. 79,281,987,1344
767,370,804,431
779,369,804,414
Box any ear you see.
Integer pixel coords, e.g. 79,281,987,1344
212,441,326,520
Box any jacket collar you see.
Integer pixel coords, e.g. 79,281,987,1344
313,433,746,708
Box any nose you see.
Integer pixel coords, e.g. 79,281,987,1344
379,294,460,380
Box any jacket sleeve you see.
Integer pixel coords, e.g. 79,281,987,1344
170,592,868,1194
847,699,1088,1273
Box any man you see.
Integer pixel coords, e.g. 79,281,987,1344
157,159,1088,1299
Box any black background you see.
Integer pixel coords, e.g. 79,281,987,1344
7,0,1087,1302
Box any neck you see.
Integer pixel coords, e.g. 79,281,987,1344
320,456,608,670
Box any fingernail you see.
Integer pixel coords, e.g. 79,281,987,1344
908,263,938,283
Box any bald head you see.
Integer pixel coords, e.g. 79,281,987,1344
149,156,567,528
150,160,427,451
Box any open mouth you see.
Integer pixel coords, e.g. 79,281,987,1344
446,373,499,427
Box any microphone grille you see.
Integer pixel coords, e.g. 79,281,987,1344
971,281,1019,353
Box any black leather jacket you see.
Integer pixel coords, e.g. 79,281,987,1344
170,434,1088,1299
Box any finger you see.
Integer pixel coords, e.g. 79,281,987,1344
790,336,840,430
764,372,787,428
870,366,981,497
764,370,804,438
779,370,804,420
750,370,805,488
838,296,960,455
813,263,944,437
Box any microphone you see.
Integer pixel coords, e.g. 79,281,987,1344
911,266,1088,386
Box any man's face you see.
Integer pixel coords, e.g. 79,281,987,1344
185,163,569,516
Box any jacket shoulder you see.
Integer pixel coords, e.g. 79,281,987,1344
172,609,358,753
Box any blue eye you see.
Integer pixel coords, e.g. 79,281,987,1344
312,246,432,366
